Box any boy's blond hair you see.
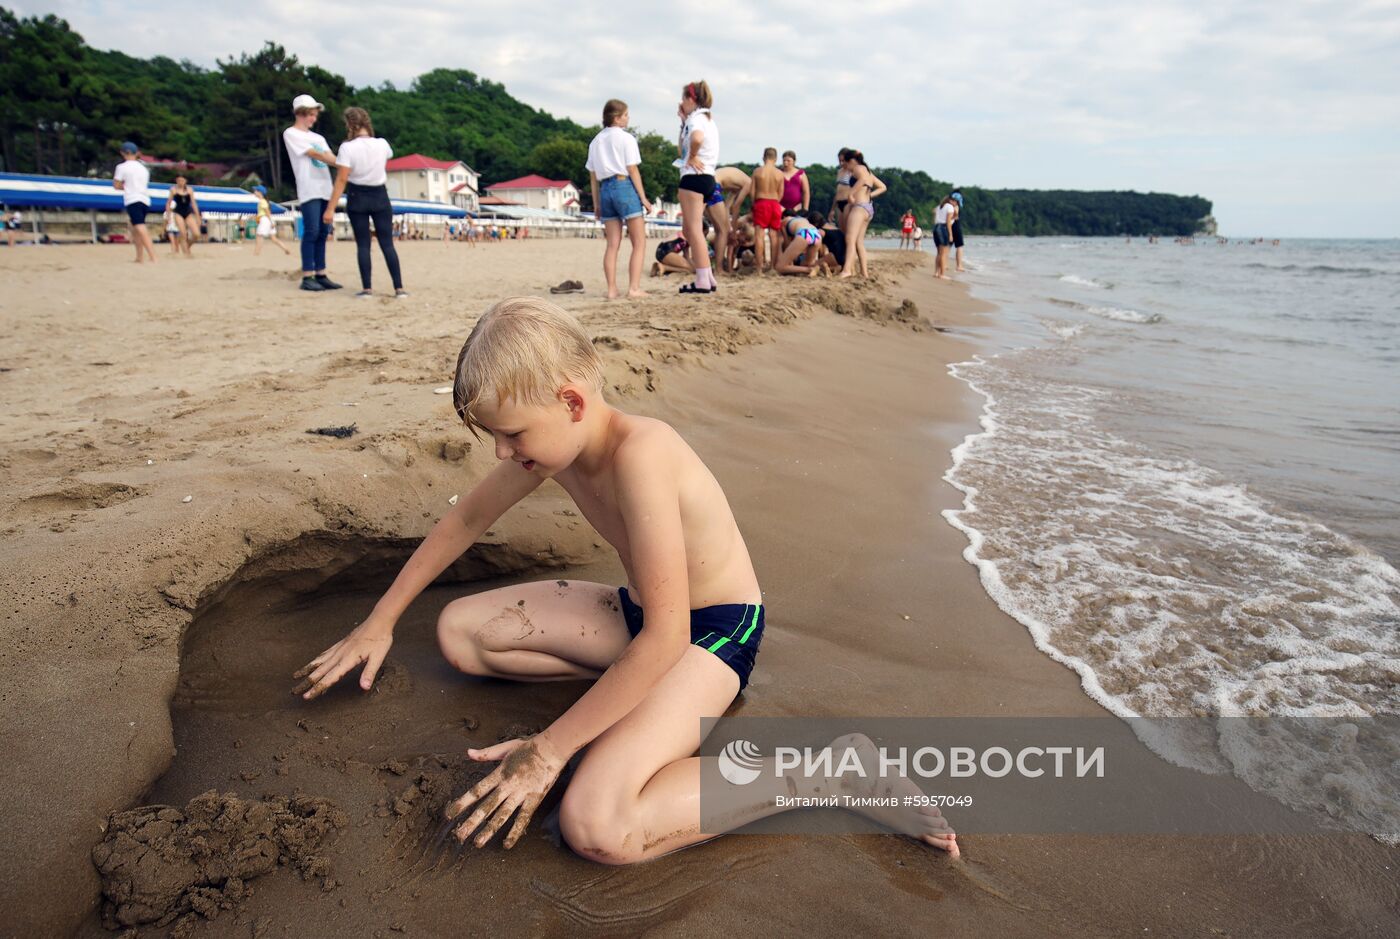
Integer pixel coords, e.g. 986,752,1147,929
452,297,605,435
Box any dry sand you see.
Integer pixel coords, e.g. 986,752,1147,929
1,239,1395,937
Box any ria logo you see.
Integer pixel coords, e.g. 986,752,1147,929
718,739,763,785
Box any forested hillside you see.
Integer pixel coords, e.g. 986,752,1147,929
0,8,1211,234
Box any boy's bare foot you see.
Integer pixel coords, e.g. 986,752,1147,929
829,733,960,858
838,271,854,279
627,289,647,299
650,262,661,277
607,290,619,300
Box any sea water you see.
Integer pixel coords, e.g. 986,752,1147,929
935,237,1399,837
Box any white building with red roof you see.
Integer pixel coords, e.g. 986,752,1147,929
483,174,580,215
385,154,479,211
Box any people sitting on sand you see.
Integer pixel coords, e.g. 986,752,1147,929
651,233,693,276
292,297,960,863
750,147,785,273
676,80,720,295
774,209,825,276
779,151,809,214
817,214,848,275
325,106,408,299
839,149,885,279
725,216,755,273
586,98,653,299
112,141,157,264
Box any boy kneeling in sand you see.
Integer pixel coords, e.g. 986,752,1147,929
294,297,958,860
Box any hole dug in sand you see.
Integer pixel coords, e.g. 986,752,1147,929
91,530,596,934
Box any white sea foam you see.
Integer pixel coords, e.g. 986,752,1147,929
1058,274,1110,289
1085,305,1163,324
1043,319,1086,339
942,352,1400,837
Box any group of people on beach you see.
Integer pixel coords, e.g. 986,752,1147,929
585,81,897,299
898,192,966,279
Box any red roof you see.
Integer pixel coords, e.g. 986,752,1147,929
450,182,476,193
385,154,462,172
487,174,572,191
479,195,524,205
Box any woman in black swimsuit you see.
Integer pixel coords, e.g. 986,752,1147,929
167,175,201,257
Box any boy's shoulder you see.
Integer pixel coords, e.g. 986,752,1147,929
607,413,688,474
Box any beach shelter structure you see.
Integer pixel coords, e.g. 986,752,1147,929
0,172,286,242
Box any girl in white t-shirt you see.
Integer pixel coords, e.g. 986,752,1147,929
676,81,719,294
586,99,652,299
324,107,406,299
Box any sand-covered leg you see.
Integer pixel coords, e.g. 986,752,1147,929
436,579,632,682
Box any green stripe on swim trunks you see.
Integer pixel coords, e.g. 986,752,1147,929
706,635,732,653
739,606,761,644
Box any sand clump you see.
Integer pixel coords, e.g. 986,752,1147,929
91,789,347,933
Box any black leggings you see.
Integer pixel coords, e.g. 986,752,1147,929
348,208,402,290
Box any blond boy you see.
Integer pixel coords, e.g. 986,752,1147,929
295,298,957,860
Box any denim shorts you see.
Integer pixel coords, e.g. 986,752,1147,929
598,176,644,222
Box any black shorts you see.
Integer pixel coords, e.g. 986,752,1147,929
678,174,717,196
952,220,964,248
618,587,765,691
125,203,149,225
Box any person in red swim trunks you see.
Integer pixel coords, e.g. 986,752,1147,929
750,147,785,272
899,209,915,249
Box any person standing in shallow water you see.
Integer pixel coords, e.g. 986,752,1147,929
675,80,720,294
586,98,652,299
282,93,342,293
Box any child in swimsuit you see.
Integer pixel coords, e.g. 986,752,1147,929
774,210,824,276
293,297,958,862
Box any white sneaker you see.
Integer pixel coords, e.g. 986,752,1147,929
355,290,373,299
395,289,410,300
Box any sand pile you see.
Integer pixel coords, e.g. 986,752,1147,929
92,789,346,933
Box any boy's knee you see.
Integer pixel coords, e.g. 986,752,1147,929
558,790,641,866
435,601,492,676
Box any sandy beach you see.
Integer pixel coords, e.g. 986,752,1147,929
1,239,1395,937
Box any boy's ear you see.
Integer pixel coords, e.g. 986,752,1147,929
560,385,586,421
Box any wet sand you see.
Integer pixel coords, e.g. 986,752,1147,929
1,240,1395,936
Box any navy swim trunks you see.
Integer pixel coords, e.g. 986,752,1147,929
618,587,764,691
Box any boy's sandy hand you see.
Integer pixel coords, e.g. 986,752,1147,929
292,617,394,700
444,734,566,849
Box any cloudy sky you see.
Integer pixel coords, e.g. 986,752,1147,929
19,0,1400,236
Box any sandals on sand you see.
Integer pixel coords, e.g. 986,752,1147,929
549,279,584,294
678,282,715,294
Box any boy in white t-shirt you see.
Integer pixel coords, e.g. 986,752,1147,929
112,141,156,264
282,94,342,292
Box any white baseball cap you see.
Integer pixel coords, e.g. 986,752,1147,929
291,94,324,113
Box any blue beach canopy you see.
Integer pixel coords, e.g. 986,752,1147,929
328,195,467,218
0,172,287,214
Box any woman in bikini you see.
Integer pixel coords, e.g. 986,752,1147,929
839,150,885,279
166,175,201,257
828,147,853,231
774,210,825,276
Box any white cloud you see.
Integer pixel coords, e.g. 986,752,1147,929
14,0,1400,234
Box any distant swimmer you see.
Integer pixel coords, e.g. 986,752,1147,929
112,141,157,264
900,209,916,249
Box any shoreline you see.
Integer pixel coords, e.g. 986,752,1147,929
2,242,1395,935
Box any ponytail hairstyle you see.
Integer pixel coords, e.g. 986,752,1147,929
343,106,374,138
684,80,714,109
846,149,868,168
602,99,628,128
